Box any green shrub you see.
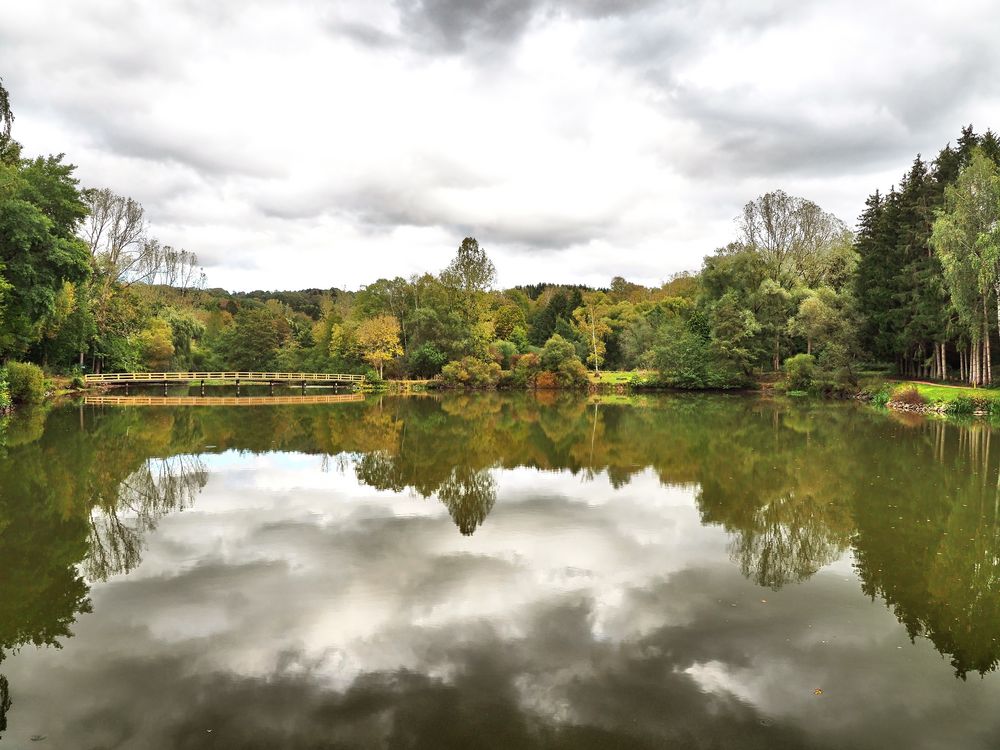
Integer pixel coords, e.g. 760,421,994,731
66,365,86,390
860,381,892,408
556,358,590,389
784,353,816,391
363,367,384,385
408,343,448,378
6,361,46,404
531,337,590,389
440,357,502,388
0,368,10,412
947,396,977,415
540,335,577,371
510,352,541,388
490,340,518,370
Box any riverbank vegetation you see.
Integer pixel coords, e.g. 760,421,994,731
4,74,1000,396
858,378,1000,416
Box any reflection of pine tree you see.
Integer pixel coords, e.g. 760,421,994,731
854,419,1000,678
437,468,497,536
0,674,10,737
85,454,208,580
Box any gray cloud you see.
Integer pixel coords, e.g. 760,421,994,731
389,0,669,57
3,0,1000,289
8,555,1000,748
395,0,540,52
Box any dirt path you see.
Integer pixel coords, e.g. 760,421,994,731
889,378,978,390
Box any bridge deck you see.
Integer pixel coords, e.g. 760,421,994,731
84,394,365,407
84,371,365,385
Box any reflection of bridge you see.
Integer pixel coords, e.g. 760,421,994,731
84,371,365,385
83,394,366,407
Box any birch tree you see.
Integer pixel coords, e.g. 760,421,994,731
573,291,613,374
931,149,1000,386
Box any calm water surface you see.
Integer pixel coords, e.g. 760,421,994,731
2,391,1000,749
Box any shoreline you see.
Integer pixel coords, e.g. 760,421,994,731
30,375,1000,422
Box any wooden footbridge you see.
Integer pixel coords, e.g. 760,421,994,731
84,394,365,407
84,371,365,394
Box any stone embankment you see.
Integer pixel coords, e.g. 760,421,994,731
855,392,990,416
884,400,951,414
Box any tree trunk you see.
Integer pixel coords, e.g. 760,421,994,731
986,296,993,386
996,279,1000,381
590,315,600,374
987,333,991,386
807,337,812,356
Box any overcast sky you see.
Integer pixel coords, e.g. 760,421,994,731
4,0,1000,291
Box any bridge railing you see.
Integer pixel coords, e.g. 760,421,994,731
84,371,366,384
84,394,366,406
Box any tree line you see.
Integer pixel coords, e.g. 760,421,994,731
4,73,1000,389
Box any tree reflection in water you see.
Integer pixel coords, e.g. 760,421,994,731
437,467,497,536
85,454,208,581
0,674,9,737
1,391,1000,721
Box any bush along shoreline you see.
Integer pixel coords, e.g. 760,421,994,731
1,361,52,413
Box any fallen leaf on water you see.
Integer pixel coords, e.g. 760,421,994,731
813,689,823,696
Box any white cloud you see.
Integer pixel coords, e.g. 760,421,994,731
3,0,1000,290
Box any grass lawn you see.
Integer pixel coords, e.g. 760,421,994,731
588,370,652,385
889,380,1000,403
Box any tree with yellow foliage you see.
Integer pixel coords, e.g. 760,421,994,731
356,314,402,378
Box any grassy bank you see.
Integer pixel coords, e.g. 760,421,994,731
886,380,1000,404
588,370,654,386
853,377,1000,417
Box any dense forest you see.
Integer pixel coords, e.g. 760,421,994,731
4,74,1000,397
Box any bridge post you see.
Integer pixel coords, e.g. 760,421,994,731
301,380,306,394
200,380,205,396
124,383,129,395
270,382,274,396
162,382,168,396
236,379,240,396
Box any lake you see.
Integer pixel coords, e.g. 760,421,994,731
1,391,999,749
